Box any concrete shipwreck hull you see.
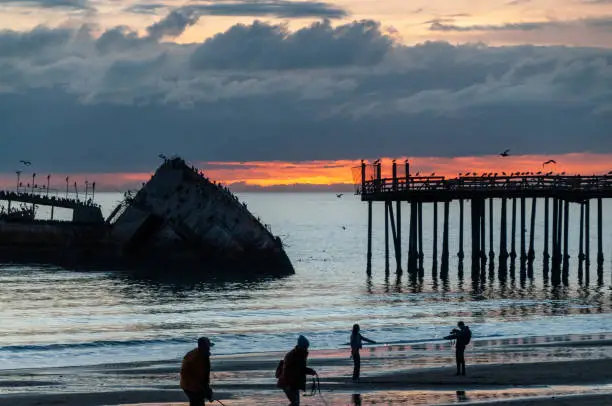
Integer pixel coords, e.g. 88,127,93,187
0,158,294,277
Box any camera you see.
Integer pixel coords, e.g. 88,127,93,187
444,328,460,340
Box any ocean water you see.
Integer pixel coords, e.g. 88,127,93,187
1,192,612,370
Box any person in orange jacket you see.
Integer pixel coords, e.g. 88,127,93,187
180,337,214,405
276,335,316,406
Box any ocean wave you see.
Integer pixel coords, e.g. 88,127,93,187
0,337,192,353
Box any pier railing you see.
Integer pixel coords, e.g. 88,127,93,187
0,190,99,210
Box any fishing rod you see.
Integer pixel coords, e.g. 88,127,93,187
304,372,329,406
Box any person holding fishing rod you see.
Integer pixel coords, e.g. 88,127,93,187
180,337,217,405
350,324,377,383
276,335,317,406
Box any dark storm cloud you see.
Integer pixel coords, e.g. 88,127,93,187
430,21,558,32
0,17,611,173
429,17,612,32
125,3,167,14
0,0,91,9
191,20,391,70
187,1,347,18
146,8,201,40
0,26,73,57
126,1,347,19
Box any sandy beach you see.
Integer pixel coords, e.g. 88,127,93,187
1,333,612,405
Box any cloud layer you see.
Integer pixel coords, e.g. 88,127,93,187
0,13,611,173
0,0,91,10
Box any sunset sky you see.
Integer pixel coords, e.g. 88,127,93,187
0,0,611,190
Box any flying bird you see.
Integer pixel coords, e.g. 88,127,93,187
543,159,557,166
500,149,510,157
372,159,380,164
19,160,31,166
336,193,344,198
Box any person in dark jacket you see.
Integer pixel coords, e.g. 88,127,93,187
444,321,472,376
277,335,316,406
350,324,376,382
180,337,214,405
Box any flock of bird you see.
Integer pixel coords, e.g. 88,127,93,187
458,171,560,177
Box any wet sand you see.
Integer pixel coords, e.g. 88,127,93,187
2,333,612,405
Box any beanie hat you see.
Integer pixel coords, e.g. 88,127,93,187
297,335,310,349
198,337,214,350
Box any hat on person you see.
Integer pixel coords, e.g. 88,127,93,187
297,335,310,349
198,337,214,349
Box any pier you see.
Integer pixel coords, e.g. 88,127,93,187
353,161,612,285
0,190,102,222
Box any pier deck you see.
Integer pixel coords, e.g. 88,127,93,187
0,190,97,210
360,173,612,202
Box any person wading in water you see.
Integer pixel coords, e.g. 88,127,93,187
350,324,377,382
276,335,317,406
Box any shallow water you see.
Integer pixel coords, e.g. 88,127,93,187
1,193,612,370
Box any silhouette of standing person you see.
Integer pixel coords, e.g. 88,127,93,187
445,321,472,376
180,337,214,405
277,335,316,406
350,324,376,382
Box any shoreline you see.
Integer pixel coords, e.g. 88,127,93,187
2,333,612,405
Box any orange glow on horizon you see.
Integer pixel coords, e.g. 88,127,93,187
1,153,611,191
201,153,612,187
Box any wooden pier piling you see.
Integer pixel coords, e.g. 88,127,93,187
471,198,482,278
433,202,439,272
528,198,537,278
520,197,527,268
441,200,450,277
408,202,418,274
458,199,465,260
563,200,570,281
544,197,550,274
489,199,495,268
579,202,585,281
511,198,517,264
586,199,591,268
396,201,402,275
551,198,559,279
499,198,508,278
598,197,604,280
418,201,424,274
367,201,372,275
387,202,400,272
384,201,390,275
480,200,486,270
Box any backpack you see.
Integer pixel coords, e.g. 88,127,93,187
275,359,284,379
464,327,472,345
